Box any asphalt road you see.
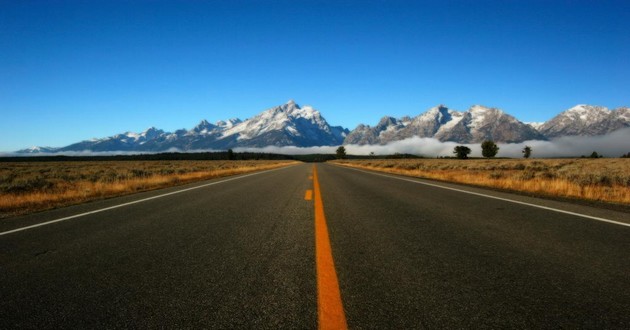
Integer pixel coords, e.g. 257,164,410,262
1,163,629,329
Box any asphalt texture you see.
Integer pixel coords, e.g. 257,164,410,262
1,163,629,329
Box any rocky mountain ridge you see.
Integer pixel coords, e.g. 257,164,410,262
345,105,547,145
16,101,629,153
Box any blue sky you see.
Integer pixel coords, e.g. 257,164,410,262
1,0,628,152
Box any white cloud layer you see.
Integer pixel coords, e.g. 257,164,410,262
237,128,630,158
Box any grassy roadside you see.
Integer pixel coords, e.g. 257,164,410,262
0,160,298,219
332,159,630,207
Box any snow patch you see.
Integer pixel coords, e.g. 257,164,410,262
526,122,545,130
437,112,464,133
468,105,491,129
286,126,299,136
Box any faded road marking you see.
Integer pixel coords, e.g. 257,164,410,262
342,165,630,228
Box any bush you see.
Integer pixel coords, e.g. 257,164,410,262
481,140,500,158
522,146,532,159
1,177,53,194
518,170,536,181
336,146,347,159
453,146,471,159
488,171,504,179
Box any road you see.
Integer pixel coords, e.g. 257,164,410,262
1,163,629,328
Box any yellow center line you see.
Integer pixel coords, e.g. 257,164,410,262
312,164,348,330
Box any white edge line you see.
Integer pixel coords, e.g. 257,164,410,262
0,165,294,236
336,164,630,228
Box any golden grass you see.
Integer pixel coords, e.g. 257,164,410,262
332,158,630,206
0,160,298,218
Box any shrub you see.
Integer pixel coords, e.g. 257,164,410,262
518,170,536,181
453,146,471,159
481,140,500,158
522,146,532,158
488,171,504,179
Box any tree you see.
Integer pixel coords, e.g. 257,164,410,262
227,148,235,160
336,146,347,159
522,145,532,159
590,151,600,158
481,140,499,158
453,146,471,159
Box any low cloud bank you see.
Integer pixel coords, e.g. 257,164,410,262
238,128,630,158
3,128,628,158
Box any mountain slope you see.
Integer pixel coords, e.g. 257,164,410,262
539,105,630,138
13,101,630,154
17,100,347,153
344,116,411,145
344,105,545,145
216,100,347,148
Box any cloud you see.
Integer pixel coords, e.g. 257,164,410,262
240,128,630,158
491,128,630,158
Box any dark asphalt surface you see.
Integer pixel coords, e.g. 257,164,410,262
1,164,317,328
1,163,629,329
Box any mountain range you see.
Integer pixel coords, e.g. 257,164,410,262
16,101,630,154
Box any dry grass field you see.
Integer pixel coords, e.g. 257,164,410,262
333,158,630,206
0,160,297,218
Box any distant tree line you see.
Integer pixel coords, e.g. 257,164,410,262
0,151,294,162
452,140,503,159
581,151,604,158
333,146,422,160
7,145,627,163
452,141,533,159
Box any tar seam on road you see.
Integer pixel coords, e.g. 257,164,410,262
313,165,348,330
341,165,630,228
0,165,295,236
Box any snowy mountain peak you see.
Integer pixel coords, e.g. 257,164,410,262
116,127,163,142
469,105,501,114
142,127,163,139
262,100,322,122
426,104,447,113
191,120,217,135
216,118,242,128
345,104,544,144
194,119,213,128
468,105,493,127
214,100,345,147
16,146,59,154
526,122,545,130
564,104,610,121
417,105,456,123
143,126,161,133
540,104,627,137
434,104,449,111
14,101,628,154
280,99,300,112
